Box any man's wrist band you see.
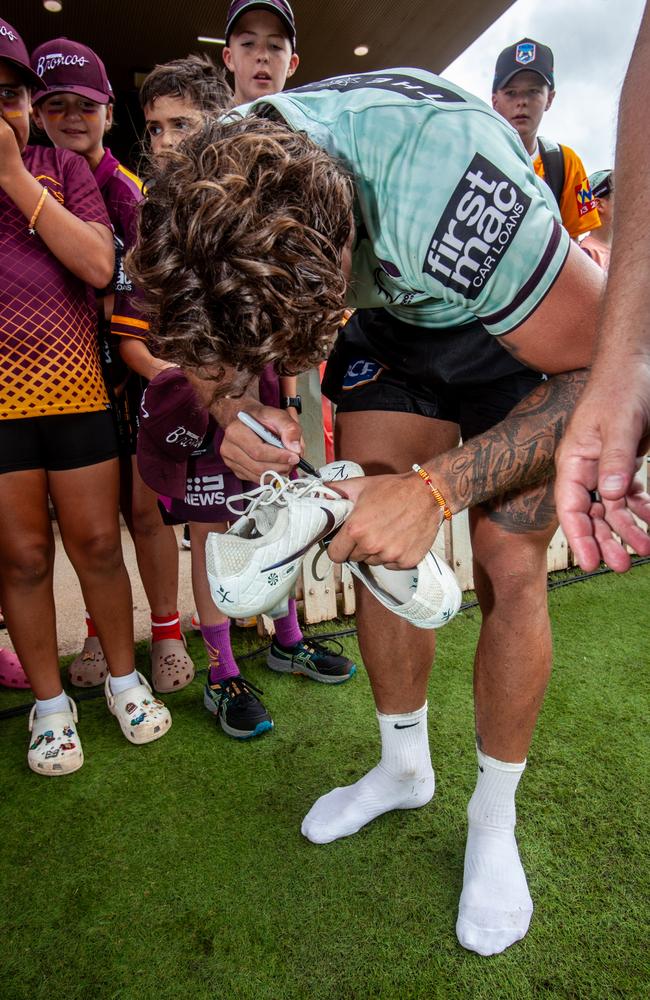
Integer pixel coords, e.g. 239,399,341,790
281,395,302,414
28,186,48,235
412,463,452,520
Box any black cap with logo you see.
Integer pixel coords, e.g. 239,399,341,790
493,38,555,93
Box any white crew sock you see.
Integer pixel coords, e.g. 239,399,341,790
456,747,533,956
35,691,70,718
109,670,140,696
301,702,434,844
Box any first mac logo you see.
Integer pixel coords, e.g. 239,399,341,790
423,154,530,300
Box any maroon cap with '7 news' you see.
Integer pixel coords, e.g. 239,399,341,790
31,38,114,105
137,368,209,500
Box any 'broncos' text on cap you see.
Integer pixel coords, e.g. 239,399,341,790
31,38,114,105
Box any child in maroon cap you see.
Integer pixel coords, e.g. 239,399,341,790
31,37,196,694
0,18,171,775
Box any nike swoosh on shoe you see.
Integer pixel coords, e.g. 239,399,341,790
261,506,338,571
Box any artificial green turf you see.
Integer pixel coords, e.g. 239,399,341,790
1,566,649,1000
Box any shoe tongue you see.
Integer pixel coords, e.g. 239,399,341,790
250,507,276,534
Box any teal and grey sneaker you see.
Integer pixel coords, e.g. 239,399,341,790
203,675,273,739
267,638,356,684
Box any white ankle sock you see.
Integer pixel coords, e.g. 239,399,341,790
35,691,70,718
301,702,434,844
109,670,140,696
456,748,533,956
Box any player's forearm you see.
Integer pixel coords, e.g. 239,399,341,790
426,370,588,513
279,374,297,394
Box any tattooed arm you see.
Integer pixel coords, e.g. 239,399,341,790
327,237,605,567
435,371,586,511
327,370,587,568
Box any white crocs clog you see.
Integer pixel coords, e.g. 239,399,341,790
105,672,172,745
27,696,83,776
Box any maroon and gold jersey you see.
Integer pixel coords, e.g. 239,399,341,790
0,146,112,420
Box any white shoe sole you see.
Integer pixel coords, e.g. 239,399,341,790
348,550,462,629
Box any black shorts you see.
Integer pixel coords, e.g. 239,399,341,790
322,309,545,440
0,410,118,475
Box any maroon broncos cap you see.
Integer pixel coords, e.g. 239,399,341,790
0,18,45,90
31,38,114,105
137,368,209,500
225,0,296,50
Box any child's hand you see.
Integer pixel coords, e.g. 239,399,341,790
0,113,26,188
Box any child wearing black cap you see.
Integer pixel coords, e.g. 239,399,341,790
30,36,196,695
223,0,299,105
0,18,171,775
492,38,600,240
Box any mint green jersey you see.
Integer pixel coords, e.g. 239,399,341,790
244,69,569,335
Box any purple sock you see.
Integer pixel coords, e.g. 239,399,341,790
202,621,240,683
273,599,304,649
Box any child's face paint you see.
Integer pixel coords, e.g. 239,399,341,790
0,62,31,150
143,94,204,157
33,92,111,163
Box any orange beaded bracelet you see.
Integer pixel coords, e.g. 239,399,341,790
28,186,48,236
412,463,452,520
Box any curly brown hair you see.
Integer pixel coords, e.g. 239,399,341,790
127,114,354,393
139,54,233,113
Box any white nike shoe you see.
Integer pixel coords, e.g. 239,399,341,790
319,460,364,483
347,550,462,629
205,471,354,618
318,461,462,629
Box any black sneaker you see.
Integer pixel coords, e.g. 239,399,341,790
266,638,356,684
181,524,191,550
203,675,273,739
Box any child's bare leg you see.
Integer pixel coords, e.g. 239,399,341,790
0,469,60,697
49,459,135,676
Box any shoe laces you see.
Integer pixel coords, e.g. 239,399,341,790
212,674,264,709
226,471,343,518
290,637,345,658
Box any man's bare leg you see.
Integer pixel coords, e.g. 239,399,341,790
301,410,458,843
456,482,556,956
